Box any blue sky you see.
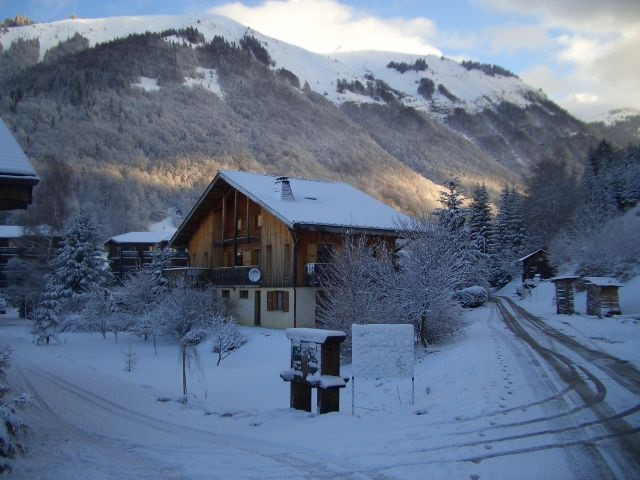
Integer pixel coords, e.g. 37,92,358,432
1,0,638,120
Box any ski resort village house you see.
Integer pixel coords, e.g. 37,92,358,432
0,118,39,210
168,170,409,329
104,231,188,278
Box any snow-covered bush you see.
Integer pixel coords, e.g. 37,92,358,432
316,235,396,354
395,217,470,346
0,347,29,474
210,315,245,366
453,286,488,308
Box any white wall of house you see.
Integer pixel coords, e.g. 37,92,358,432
220,287,316,329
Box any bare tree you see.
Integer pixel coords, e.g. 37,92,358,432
210,315,245,366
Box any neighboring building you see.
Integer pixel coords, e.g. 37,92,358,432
0,118,39,210
0,225,60,289
0,226,22,289
518,248,554,283
104,231,188,277
169,170,410,329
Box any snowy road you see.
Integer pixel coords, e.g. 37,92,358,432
495,297,640,478
4,300,640,479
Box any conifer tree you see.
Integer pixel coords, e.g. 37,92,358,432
468,183,492,254
434,177,466,231
44,211,113,307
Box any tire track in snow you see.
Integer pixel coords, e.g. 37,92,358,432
21,360,390,480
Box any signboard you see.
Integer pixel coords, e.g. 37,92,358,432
352,324,414,379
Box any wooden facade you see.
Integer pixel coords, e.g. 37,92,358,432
550,276,578,315
170,171,404,329
105,236,188,278
584,277,623,318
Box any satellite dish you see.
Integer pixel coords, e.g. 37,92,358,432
248,268,262,283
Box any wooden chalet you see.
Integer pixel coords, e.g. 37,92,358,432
104,231,188,277
0,225,61,290
169,170,409,329
0,118,39,210
518,248,554,283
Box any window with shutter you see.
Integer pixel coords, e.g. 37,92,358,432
267,291,274,311
282,291,289,312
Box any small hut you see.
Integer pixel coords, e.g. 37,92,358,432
550,276,579,315
518,249,554,283
583,277,625,318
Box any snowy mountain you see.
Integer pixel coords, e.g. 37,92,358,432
0,14,598,234
589,109,640,147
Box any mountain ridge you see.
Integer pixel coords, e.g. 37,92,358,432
0,13,600,235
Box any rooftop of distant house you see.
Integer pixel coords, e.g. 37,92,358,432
105,231,175,246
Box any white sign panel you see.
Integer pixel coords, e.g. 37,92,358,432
352,324,414,378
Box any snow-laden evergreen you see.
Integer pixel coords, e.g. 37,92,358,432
0,347,29,474
43,212,112,306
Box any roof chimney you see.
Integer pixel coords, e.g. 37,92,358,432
274,176,294,201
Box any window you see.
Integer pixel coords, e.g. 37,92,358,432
239,290,249,299
255,213,262,228
267,291,289,312
237,218,243,231
221,290,230,299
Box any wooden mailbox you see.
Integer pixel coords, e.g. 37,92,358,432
280,328,347,414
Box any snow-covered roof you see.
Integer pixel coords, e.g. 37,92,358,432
232,170,406,228
0,118,38,179
550,275,579,281
0,225,24,238
105,231,173,245
517,249,546,262
172,170,410,247
583,277,625,287
285,328,346,343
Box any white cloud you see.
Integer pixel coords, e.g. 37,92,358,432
210,0,441,55
482,23,550,54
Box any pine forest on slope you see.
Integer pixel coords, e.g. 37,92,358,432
0,14,600,235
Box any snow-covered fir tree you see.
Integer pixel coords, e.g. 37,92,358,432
468,183,492,255
489,186,527,286
43,212,113,311
0,346,29,473
30,289,61,344
434,177,466,231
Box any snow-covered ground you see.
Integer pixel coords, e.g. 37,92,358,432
498,276,640,368
5,291,639,479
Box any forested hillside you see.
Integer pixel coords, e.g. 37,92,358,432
0,15,602,236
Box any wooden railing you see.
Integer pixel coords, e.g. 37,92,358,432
163,266,262,286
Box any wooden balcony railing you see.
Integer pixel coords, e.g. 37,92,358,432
163,266,262,287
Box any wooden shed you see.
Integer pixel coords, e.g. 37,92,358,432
550,276,579,315
583,277,625,318
518,248,554,283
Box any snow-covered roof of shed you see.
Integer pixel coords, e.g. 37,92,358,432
517,248,546,262
106,231,173,245
0,225,24,238
0,118,38,179
285,328,346,343
220,170,409,231
583,277,625,287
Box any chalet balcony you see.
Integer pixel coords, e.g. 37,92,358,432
0,247,19,256
163,266,262,287
305,263,330,287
